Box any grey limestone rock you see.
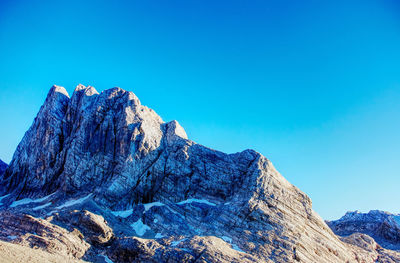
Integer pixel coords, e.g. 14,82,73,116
328,210,400,251
1,85,399,262
0,210,90,259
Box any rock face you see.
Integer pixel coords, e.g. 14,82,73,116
0,85,399,262
339,233,400,263
328,210,400,251
0,159,7,176
0,210,90,259
0,240,86,263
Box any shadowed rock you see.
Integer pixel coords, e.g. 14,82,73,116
0,159,7,176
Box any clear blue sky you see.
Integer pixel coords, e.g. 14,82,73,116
0,0,399,220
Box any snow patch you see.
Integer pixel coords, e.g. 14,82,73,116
171,238,187,247
131,218,151,236
177,198,216,206
143,202,164,211
33,202,52,210
231,244,244,253
0,194,10,204
221,236,232,243
101,254,113,263
111,209,133,218
393,215,400,228
10,193,55,208
55,194,92,209
155,233,163,238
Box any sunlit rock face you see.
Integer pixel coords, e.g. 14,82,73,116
1,85,399,262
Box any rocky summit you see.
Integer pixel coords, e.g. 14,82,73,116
0,85,399,262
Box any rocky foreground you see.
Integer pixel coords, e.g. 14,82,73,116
0,85,399,262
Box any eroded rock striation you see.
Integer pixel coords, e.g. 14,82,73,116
0,85,399,262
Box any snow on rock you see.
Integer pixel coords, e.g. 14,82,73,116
221,236,232,243
131,218,151,236
10,198,37,208
171,238,187,247
143,201,165,211
101,254,114,263
55,194,93,209
3,85,395,262
32,202,52,210
393,215,400,228
111,209,133,218
231,244,244,253
177,198,216,206
10,193,55,208
0,194,10,205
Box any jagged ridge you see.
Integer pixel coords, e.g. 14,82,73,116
328,210,400,251
1,85,398,262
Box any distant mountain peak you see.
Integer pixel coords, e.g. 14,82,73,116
328,210,400,251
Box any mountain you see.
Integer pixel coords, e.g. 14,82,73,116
0,85,399,262
328,210,400,251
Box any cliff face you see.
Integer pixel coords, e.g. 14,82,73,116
0,160,7,176
0,85,398,262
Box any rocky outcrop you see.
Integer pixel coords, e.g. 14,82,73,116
339,233,400,262
1,85,399,262
0,240,86,263
0,211,90,259
328,210,400,251
53,210,114,245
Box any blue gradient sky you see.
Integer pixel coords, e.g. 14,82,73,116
0,0,399,220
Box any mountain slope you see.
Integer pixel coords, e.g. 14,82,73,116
0,85,398,262
0,159,7,176
328,210,400,251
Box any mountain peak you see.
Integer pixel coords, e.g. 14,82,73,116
164,120,188,145
74,84,86,92
2,85,399,262
73,84,99,96
49,85,69,98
